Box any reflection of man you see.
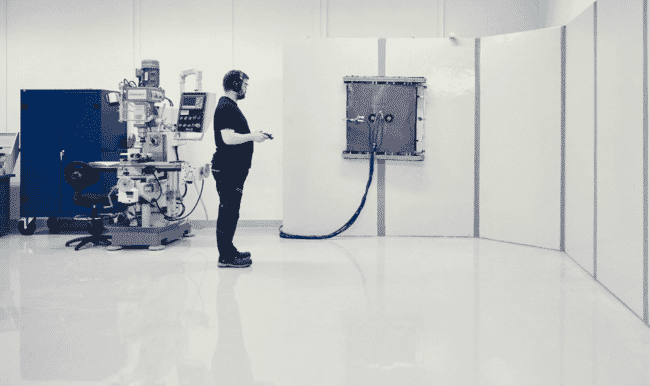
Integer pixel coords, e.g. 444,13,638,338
212,269,254,384
211,70,269,268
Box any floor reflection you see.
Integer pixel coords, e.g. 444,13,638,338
0,230,647,386
0,258,18,334
212,268,254,385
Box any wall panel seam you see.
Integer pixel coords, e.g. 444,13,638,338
132,0,141,72
232,0,235,68
594,2,598,280
5,0,7,133
560,26,566,251
378,38,386,237
643,0,648,324
475,38,480,238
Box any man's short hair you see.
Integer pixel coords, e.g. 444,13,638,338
223,70,249,92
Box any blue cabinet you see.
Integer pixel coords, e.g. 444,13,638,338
20,90,126,219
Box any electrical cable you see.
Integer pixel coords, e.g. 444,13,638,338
174,146,180,162
195,182,209,221
376,112,386,150
151,172,205,222
176,200,186,217
279,117,383,239
173,144,209,221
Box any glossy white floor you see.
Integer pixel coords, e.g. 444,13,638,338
0,225,649,386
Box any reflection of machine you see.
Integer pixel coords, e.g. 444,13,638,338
18,256,211,384
88,61,216,251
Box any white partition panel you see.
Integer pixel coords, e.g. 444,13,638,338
384,38,475,236
596,0,645,318
565,5,595,275
283,39,378,237
481,27,562,250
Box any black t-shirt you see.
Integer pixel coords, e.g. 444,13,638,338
212,96,254,170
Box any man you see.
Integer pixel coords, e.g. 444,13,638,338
212,70,269,268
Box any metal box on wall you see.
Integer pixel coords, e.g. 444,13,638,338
342,76,426,161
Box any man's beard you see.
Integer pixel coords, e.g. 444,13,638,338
236,90,246,100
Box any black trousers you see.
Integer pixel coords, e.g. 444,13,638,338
212,167,249,258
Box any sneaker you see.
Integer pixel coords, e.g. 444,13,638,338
218,256,252,268
219,250,251,260
237,251,252,260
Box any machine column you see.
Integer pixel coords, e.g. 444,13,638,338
142,203,151,227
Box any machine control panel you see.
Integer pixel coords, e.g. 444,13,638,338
177,92,216,133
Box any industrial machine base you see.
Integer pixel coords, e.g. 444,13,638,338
105,221,194,251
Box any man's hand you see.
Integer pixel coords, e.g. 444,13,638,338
251,131,269,143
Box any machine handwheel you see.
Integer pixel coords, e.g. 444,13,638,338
47,217,60,234
18,218,36,235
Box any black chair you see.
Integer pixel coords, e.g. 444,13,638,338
63,161,112,251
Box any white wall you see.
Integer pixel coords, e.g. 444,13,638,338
328,0,439,38
596,0,646,319
480,27,562,250
384,38,475,236
445,0,547,38
0,0,6,137
282,39,378,237
565,4,595,274
543,0,595,28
